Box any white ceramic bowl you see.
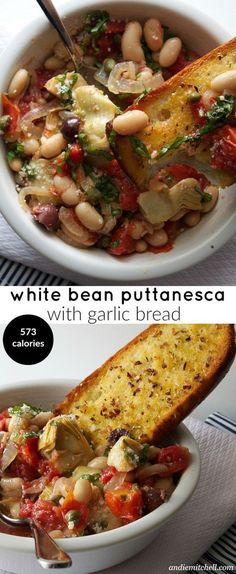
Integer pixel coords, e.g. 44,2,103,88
0,0,235,281
0,380,200,574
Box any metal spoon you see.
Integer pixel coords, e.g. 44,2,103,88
35,0,80,72
0,509,72,569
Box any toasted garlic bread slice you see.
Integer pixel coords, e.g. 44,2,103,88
109,37,236,189
56,325,235,447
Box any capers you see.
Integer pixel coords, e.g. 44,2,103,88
103,58,116,74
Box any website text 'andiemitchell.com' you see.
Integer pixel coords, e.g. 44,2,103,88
169,565,234,571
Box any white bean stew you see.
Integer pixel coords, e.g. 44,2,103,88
0,404,190,537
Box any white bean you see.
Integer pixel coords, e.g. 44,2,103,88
10,501,21,518
201,185,219,213
31,411,52,428
211,70,236,94
145,229,168,247
170,208,188,221
159,37,182,67
88,456,108,470
73,479,92,503
0,477,23,495
49,530,63,539
8,157,22,172
24,138,40,156
121,21,145,63
41,133,66,158
201,89,218,109
135,239,148,252
52,477,74,498
54,175,81,206
129,219,153,239
113,110,149,136
54,41,69,60
143,18,163,52
75,202,104,231
8,69,30,99
183,210,201,227
44,56,64,71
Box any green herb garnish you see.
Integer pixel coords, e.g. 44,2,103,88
23,430,40,440
108,129,117,148
9,403,43,417
130,135,150,159
56,72,78,104
95,174,119,202
80,473,101,484
111,207,122,217
85,10,109,52
7,141,24,162
138,443,150,465
141,40,161,73
163,25,175,42
156,94,235,159
22,163,37,180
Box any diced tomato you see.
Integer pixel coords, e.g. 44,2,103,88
167,49,199,77
108,223,136,256
101,466,118,484
165,164,209,190
97,34,115,58
35,68,54,89
20,498,34,519
37,459,59,481
2,94,20,137
211,125,236,174
148,240,173,254
55,157,71,176
10,458,39,481
105,482,142,522
0,410,9,432
105,20,125,34
19,437,40,468
62,498,88,532
69,143,84,164
32,500,65,531
105,159,139,211
157,445,190,477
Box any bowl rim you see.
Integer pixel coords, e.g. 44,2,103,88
0,0,234,281
0,379,201,552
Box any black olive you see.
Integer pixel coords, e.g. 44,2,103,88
141,486,163,514
61,116,80,141
107,428,130,446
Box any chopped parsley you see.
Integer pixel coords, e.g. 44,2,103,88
85,10,109,51
22,430,40,440
163,25,175,42
9,403,43,417
138,443,150,465
108,129,117,147
134,88,152,104
156,94,235,159
80,473,101,484
194,185,212,203
130,135,151,159
7,141,24,162
95,174,119,202
111,207,122,217
141,40,161,73
56,72,79,104
22,163,37,180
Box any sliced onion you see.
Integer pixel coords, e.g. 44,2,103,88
108,62,139,94
22,476,47,495
135,463,168,482
21,100,64,132
1,442,18,471
94,67,109,88
104,472,127,491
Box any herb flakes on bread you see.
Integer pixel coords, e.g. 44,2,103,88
56,324,235,447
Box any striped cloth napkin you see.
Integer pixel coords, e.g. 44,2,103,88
0,412,235,574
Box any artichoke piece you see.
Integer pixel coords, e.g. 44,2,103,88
38,415,94,474
138,177,203,224
72,85,118,149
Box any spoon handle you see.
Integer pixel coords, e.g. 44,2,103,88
30,521,72,569
35,0,79,71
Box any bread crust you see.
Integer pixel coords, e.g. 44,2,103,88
110,37,236,188
56,325,235,446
